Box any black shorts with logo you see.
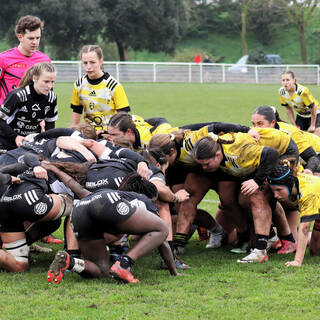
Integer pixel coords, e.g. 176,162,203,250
71,189,137,241
0,183,53,232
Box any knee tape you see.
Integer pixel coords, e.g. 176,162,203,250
54,193,74,220
4,238,29,263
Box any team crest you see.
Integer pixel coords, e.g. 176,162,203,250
34,202,48,215
89,102,95,110
116,201,130,216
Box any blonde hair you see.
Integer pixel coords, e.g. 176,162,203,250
18,62,56,88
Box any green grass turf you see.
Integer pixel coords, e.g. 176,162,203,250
3,82,320,320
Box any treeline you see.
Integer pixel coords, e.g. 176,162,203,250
0,0,318,63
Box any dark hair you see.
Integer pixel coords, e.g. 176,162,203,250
18,62,56,88
139,148,168,166
48,161,91,185
15,15,44,35
252,106,276,123
119,173,158,199
108,112,136,134
193,135,235,160
267,159,298,195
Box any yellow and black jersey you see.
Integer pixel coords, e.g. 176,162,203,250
277,121,310,154
295,173,320,222
177,126,216,165
279,83,320,117
303,131,320,154
131,114,178,150
254,127,291,156
71,72,129,131
218,132,264,177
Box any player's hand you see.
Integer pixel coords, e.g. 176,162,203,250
15,135,26,147
11,176,21,184
174,189,190,202
39,120,46,133
285,260,301,267
137,162,149,179
241,179,259,196
308,125,315,133
80,139,95,148
248,128,260,141
33,166,48,180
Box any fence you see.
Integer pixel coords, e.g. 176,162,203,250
52,61,320,85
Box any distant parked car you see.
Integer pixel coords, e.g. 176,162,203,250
228,54,282,73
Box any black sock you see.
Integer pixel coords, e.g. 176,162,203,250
109,245,124,255
174,233,188,248
68,255,75,270
237,230,250,244
120,255,135,269
269,225,276,238
66,249,81,259
279,232,295,243
255,234,268,250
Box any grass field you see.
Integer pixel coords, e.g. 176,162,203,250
3,82,320,320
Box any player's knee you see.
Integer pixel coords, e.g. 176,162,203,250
4,238,29,272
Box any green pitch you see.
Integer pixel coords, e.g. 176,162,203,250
2,82,320,320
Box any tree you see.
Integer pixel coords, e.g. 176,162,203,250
100,0,188,61
36,0,106,59
280,0,319,64
247,0,288,46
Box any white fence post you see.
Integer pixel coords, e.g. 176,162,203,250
153,63,156,82
255,65,259,83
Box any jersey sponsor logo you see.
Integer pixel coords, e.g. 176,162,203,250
34,202,48,215
0,194,22,202
76,193,102,206
89,90,96,96
225,155,240,168
85,178,109,189
11,63,27,68
114,177,124,187
31,104,41,111
116,201,130,215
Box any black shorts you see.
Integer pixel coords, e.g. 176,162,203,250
0,184,53,232
296,114,320,131
71,190,136,240
166,162,238,190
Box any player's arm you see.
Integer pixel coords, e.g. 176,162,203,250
41,160,91,199
285,220,311,267
207,122,251,134
302,89,317,132
300,146,320,173
113,84,130,111
284,106,296,126
70,82,83,126
241,147,280,196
